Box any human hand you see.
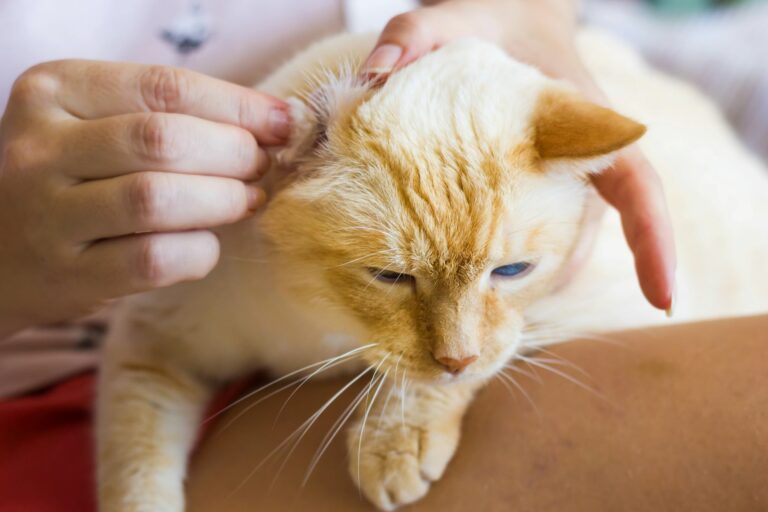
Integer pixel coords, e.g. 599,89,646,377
363,0,675,313
0,60,291,337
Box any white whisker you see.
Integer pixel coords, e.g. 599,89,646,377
204,343,376,425
333,248,397,269
522,351,592,380
376,353,403,427
229,365,374,496
499,371,540,416
517,356,608,402
494,374,518,403
400,372,408,431
504,362,541,383
302,379,371,485
357,361,390,489
272,346,373,426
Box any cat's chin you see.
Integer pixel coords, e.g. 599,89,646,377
406,366,502,387
431,371,489,386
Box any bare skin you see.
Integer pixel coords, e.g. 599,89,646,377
187,315,768,511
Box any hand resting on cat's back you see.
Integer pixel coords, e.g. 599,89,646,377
96,31,653,512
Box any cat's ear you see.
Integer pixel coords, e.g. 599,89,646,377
273,97,317,166
532,88,646,175
274,77,375,167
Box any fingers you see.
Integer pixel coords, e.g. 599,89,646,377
592,150,676,312
60,172,265,242
80,230,220,297
40,60,291,145
61,113,269,180
363,12,437,76
362,6,500,78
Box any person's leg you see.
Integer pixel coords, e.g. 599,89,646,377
186,314,768,511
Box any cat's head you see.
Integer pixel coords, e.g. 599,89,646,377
261,39,644,384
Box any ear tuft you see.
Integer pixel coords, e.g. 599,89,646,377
534,89,646,161
273,67,375,168
274,97,316,167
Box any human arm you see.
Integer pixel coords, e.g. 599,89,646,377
187,314,768,511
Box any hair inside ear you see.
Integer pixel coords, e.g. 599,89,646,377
274,71,376,167
533,88,646,161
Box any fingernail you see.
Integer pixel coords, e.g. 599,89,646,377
268,107,292,142
665,278,677,318
245,186,266,212
363,44,403,75
254,147,271,179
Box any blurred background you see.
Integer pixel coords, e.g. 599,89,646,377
583,0,768,163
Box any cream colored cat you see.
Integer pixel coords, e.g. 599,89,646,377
97,31,768,511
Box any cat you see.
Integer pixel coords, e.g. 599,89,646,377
97,31,768,511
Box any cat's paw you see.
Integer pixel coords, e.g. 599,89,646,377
347,421,460,510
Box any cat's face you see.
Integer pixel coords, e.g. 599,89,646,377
261,39,644,384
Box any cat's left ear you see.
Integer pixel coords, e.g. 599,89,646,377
274,78,375,167
532,88,646,175
273,97,318,166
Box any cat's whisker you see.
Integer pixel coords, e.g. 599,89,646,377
357,370,389,481
329,225,393,238
522,324,623,349
360,352,389,411
400,371,408,432
375,353,402,427
302,377,373,486
499,371,540,417
516,355,608,403
357,359,390,490
520,359,544,382
363,263,395,291
333,248,397,269
272,345,374,426
386,271,406,294
269,367,376,490
218,351,364,437
494,374,519,403
504,361,541,383
522,352,592,380
230,365,375,496
205,343,376,427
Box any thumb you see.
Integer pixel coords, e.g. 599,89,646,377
362,12,436,77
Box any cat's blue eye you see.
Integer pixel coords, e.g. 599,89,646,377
367,268,414,284
491,262,533,278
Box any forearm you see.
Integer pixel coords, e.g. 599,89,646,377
187,315,768,511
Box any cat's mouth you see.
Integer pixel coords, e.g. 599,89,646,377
363,353,514,388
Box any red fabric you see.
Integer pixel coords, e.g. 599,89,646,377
0,372,252,512
0,373,96,512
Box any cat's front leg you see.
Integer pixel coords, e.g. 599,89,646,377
347,379,478,511
97,350,211,512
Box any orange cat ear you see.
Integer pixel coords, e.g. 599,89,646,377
533,88,646,162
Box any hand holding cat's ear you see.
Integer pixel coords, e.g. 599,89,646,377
533,89,676,312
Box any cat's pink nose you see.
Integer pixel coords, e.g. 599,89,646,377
435,355,478,375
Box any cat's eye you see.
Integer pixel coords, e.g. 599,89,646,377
491,262,533,278
367,268,414,284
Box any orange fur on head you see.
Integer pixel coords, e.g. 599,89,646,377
534,88,646,160
261,38,645,385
